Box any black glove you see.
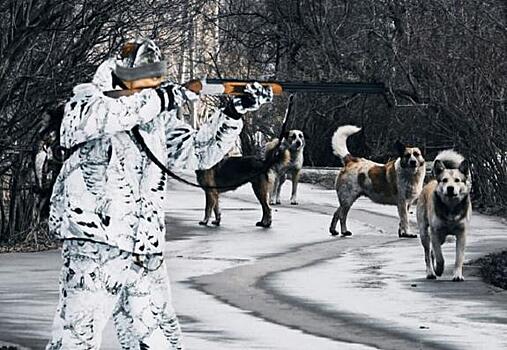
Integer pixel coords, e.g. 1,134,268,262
224,82,273,119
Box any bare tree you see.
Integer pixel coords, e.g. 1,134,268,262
200,0,506,212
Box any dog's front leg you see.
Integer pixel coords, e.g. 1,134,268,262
254,180,272,228
452,233,466,281
420,229,436,279
290,170,300,205
270,175,281,205
397,200,416,238
275,173,286,205
431,237,445,277
212,195,221,226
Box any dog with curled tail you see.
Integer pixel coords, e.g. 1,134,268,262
329,125,426,238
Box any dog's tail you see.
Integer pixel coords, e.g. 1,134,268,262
331,125,361,160
434,149,471,179
434,149,464,168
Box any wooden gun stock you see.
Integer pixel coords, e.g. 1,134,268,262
184,79,284,96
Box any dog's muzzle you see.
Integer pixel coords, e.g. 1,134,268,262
446,186,457,197
292,140,304,150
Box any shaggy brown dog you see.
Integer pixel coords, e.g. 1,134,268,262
329,125,426,238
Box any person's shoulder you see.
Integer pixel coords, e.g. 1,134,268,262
71,83,100,98
62,83,100,119
63,83,103,112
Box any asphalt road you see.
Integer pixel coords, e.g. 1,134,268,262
0,181,506,349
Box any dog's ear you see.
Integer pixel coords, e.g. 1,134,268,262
433,159,445,178
282,131,290,140
393,140,405,157
459,159,471,177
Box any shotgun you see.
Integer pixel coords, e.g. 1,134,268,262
185,78,386,96
104,78,386,98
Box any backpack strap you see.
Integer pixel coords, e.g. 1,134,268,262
131,125,205,188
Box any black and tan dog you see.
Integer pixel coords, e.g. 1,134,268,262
268,130,305,205
329,125,426,238
196,141,286,227
417,150,472,281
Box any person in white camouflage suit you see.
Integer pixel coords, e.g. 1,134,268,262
46,38,272,350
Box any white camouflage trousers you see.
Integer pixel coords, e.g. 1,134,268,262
46,240,184,350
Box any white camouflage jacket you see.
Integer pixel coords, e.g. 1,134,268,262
49,59,243,255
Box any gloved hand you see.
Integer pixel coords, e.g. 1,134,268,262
233,82,273,114
224,82,273,119
156,83,185,112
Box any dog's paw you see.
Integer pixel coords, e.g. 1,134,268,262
398,229,417,238
290,200,298,205
199,220,208,226
341,231,353,237
399,233,417,238
256,221,271,228
426,274,437,280
435,262,444,277
452,275,464,282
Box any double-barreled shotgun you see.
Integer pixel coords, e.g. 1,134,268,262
104,78,386,98
185,78,386,96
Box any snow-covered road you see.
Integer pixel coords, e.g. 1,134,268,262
0,181,505,349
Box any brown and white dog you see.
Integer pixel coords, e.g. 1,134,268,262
195,141,283,228
268,130,305,205
417,150,472,281
329,125,426,238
